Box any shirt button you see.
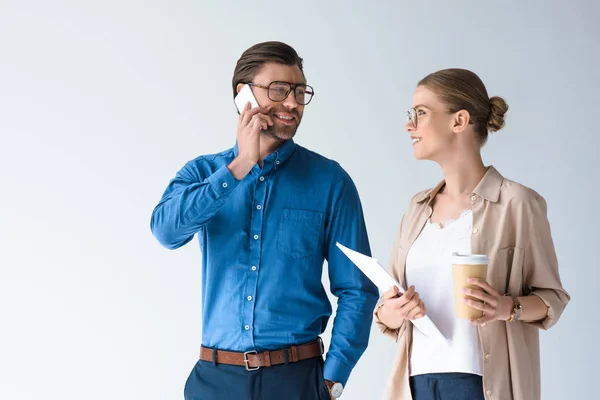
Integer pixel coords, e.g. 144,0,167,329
473,228,479,234
485,353,490,359
486,389,492,396
256,205,262,210
481,322,487,327
222,182,228,188
251,266,257,271
253,234,259,240
259,176,265,182
276,160,280,165
247,296,253,301
471,195,477,201
244,325,250,331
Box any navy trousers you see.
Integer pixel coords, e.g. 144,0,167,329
184,356,331,400
409,373,485,400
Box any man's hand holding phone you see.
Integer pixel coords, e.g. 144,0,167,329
228,100,273,180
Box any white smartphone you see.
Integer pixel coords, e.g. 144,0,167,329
234,84,260,113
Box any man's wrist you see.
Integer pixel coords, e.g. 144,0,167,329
324,379,344,398
322,356,351,390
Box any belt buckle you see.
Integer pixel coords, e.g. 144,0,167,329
244,350,259,371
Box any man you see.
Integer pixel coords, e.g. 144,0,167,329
151,41,378,400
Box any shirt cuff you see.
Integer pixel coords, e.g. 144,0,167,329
527,290,568,330
323,356,352,387
207,165,240,196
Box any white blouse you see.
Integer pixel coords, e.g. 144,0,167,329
405,210,483,377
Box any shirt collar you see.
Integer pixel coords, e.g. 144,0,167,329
416,166,504,204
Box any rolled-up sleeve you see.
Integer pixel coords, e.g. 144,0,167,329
523,195,570,330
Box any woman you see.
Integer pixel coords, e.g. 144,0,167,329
374,69,570,400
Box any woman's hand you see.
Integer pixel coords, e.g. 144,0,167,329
376,285,426,329
463,278,513,325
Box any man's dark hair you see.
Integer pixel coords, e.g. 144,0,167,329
232,41,304,98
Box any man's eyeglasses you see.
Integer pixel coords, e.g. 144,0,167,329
247,81,314,105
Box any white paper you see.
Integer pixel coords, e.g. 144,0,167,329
336,242,448,345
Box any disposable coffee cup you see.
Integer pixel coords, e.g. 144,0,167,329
451,253,489,319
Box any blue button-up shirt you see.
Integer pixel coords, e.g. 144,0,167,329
150,139,378,384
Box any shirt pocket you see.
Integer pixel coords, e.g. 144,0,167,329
276,209,324,259
491,245,525,295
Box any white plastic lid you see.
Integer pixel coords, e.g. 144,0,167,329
451,252,489,265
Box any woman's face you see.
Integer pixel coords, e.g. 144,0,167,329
405,85,456,161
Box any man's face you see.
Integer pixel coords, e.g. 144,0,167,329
238,62,306,141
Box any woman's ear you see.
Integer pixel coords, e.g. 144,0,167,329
452,110,471,133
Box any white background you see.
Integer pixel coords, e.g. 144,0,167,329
1,1,597,399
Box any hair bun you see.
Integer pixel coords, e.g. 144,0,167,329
488,96,509,132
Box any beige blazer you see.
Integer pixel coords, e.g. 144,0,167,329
374,166,570,400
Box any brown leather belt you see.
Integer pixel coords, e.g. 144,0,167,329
200,338,324,371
